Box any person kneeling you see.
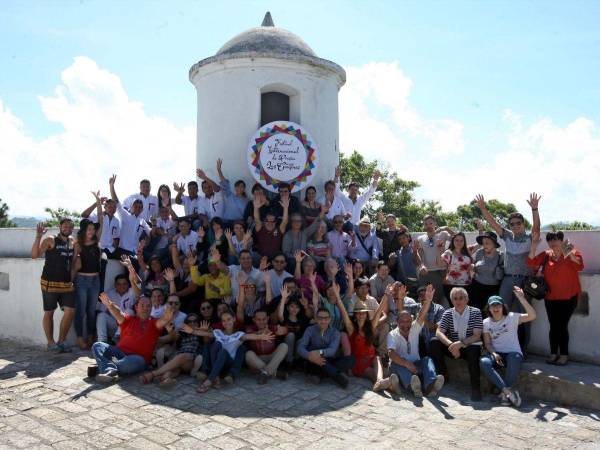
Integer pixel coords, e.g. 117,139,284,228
297,308,356,389
91,293,173,383
480,288,536,407
244,309,289,384
385,285,444,398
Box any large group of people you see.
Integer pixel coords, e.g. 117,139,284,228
30,160,585,408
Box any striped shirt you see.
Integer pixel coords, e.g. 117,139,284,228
438,306,483,342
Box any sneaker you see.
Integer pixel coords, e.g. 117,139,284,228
499,392,510,406
258,370,269,385
56,342,72,353
508,389,522,408
47,343,61,353
95,368,118,383
427,375,445,397
410,375,423,398
373,378,391,392
389,374,401,394
332,373,349,389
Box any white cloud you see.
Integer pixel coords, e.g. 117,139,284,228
339,62,600,225
0,57,195,218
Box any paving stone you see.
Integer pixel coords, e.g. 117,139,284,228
208,435,248,450
186,422,232,440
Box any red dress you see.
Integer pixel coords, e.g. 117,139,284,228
350,331,376,376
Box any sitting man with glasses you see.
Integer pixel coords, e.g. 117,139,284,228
475,193,541,353
326,214,355,266
297,307,356,389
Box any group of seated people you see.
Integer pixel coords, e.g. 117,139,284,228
33,158,585,408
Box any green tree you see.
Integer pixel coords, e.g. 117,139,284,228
454,198,529,231
0,198,16,228
44,207,81,227
546,221,595,231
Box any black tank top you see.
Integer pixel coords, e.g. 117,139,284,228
79,242,101,273
41,235,73,283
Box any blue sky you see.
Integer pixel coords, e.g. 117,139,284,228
1,0,600,222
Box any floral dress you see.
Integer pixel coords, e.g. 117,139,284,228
442,251,472,286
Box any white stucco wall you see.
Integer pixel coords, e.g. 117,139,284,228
191,58,342,195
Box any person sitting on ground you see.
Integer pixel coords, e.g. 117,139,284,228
527,230,584,366
315,278,353,357
348,216,381,275
224,221,253,265
244,309,289,384
96,274,135,344
430,287,483,401
174,180,207,230
385,284,445,398
301,186,322,226
334,166,380,227
139,313,206,388
298,307,356,389
414,285,445,354
31,219,76,353
369,261,395,301
122,178,158,222
480,289,536,407
277,284,311,371
236,270,272,325
196,309,275,393
216,158,248,225
253,196,289,261
92,293,174,382
338,295,388,392
326,214,353,265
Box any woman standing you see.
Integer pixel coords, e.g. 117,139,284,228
527,231,584,365
73,191,104,350
470,231,504,313
480,288,536,407
301,186,322,226
439,232,473,303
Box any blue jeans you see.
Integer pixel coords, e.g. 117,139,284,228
208,341,246,382
390,357,437,390
75,274,100,338
91,342,147,375
500,275,530,351
479,352,523,390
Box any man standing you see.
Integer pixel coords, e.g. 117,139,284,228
334,166,380,226
174,180,207,230
376,212,403,261
298,308,356,388
123,179,158,222
31,220,76,352
196,168,224,220
385,285,445,398
91,293,174,382
475,193,541,351
415,215,451,304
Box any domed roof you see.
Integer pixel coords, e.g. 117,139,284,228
216,12,317,58
189,12,346,86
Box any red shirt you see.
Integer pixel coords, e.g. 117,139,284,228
117,315,163,363
527,250,584,300
245,324,277,355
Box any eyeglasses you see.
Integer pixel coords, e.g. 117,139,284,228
428,238,434,247
509,221,523,227
244,285,256,289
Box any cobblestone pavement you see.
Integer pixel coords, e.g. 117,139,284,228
1,340,599,449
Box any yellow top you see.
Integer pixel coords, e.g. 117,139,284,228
190,266,232,299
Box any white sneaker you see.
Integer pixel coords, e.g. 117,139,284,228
95,368,118,383
428,375,445,397
410,375,423,398
499,392,510,406
389,374,401,394
508,389,522,408
373,378,391,392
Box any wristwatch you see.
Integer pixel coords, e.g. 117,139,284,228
319,350,324,356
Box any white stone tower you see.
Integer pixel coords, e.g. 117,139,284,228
189,12,346,193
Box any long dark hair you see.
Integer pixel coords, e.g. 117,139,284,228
284,297,307,322
449,232,470,258
352,313,375,346
304,186,317,203
157,184,172,208
77,220,98,248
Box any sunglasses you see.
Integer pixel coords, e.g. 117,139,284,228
509,221,523,227
428,237,434,247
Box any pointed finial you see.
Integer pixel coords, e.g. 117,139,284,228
261,11,274,27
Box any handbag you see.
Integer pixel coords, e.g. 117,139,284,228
523,253,549,300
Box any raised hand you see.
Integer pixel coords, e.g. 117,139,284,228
260,331,275,341
294,250,305,264
279,196,290,209
262,270,271,284
343,262,353,279
185,252,197,267
527,192,541,210
109,174,117,186
513,285,526,300
163,267,176,282
531,229,541,244
259,255,270,272
120,254,132,268
474,194,486,211
216,158,223,172
200,320,211,330
196,168,207,180
396,282,407,300
334,165,341,180
173,182,185,194
377,211,385,223
36,223,47,237
424,284,435,303
299,295,308,309
224,228,233,241
331,281,340,297
242,229,252,243
308,272,317,286
180,323,194,334
99,292,111,307
372,169,381,182
236,271,247,286
281,285,290,301
92,190,102,203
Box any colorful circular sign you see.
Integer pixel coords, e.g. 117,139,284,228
247,121,318,193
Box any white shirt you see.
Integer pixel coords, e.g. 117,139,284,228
387,321,423,362
347,294,380,320
335,182,376,225
213,330,245,358
417,231,451,271
228,265,265,299
203,191,224,220
176,231,199,255
483,312,522,355
123,193,159,222
90,212,121,252
100,287,135,313
269,269,293,297
116,203,151,253
155,217,177,249
181,195,207,217
317,195,346,221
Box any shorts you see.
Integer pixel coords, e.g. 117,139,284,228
42,290,76,311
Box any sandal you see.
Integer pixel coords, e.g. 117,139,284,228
196,381,212,394
159,377,177,389
555,356,569,366
139,372,155,384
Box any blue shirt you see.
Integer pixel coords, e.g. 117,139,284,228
298,325,341,359
220,179,249,221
